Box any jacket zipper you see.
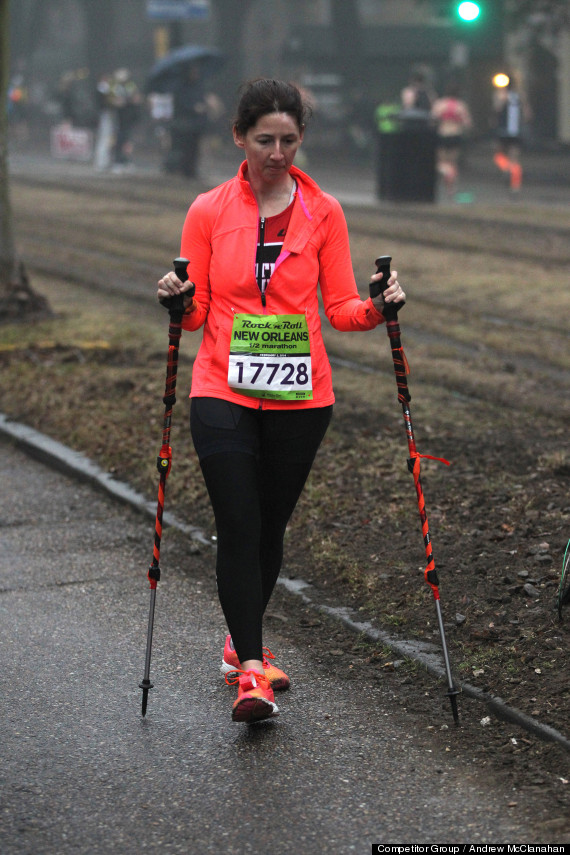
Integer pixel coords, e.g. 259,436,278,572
258,216,267,307
257,216,266,409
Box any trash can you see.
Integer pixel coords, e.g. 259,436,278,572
377,112,437,203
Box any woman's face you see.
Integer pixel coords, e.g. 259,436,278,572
233,111,304,185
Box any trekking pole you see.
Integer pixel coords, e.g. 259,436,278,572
557,538,570,620
139,257,193,717
371,255,460,724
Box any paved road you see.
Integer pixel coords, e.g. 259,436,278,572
0,438,559,854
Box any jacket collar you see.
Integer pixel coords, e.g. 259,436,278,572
236,160,332,255
286,165,331,255
237,161,327,214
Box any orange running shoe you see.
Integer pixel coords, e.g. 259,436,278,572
220,635,290,691
225,669,279,723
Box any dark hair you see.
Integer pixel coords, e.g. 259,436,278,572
233,78,310,136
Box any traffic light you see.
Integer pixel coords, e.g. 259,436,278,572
456,2,481,21
445,1,504,58
435,1,503,57
437,1,487,25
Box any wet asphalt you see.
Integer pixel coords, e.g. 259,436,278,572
0,433,558,854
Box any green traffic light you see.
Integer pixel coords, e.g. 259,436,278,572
457,1,481,21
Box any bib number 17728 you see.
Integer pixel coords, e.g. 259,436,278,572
228,355,312,400
228,313,313,401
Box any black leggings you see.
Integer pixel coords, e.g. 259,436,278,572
190,398,332,664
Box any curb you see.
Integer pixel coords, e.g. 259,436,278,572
280,578,570,750
2,412,569,752
0,413,210,546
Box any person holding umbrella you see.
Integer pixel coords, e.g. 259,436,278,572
157,78,405,724
164,64,209,177
146,45,224,178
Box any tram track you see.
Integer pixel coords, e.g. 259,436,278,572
12,170,570,267
13,171,570,303
9,169,569,419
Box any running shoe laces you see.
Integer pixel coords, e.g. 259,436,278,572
224,668,269,690
220,635,290,691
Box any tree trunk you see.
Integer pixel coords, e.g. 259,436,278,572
212,0,256,103
83,0,117,83
330,0,363,94
0,0,51,323
9,0,52,69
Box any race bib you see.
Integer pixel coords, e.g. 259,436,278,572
228,313,313,401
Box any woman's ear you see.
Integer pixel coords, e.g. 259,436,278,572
233,125,245,150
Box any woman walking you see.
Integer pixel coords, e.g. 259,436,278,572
431,81,472,196
157,79,405,723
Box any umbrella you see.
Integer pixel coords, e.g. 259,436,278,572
145,44,225,93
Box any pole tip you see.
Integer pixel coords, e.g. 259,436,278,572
447,688,460,725
139,679,153,717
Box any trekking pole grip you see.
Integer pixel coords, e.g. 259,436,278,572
173,257,191,285
160,257,194,316
369,255,404,321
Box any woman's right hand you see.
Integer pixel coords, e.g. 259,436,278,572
157,271,196,310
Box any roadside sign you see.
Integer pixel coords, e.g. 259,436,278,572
146,0,209,20
50,124,93,162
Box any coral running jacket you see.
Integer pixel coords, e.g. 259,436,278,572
180,161,385,409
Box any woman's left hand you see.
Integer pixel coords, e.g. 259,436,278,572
370,270,406,314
